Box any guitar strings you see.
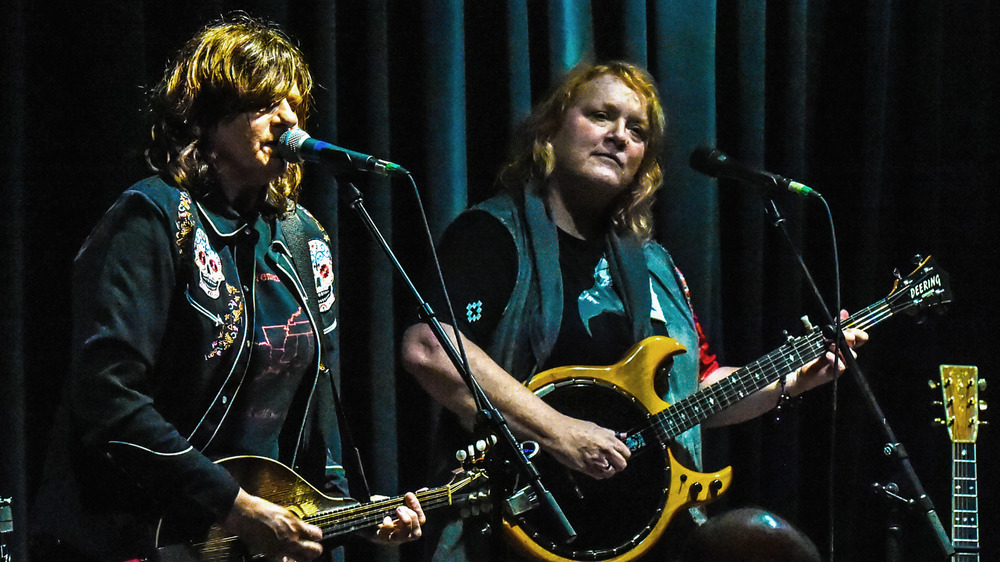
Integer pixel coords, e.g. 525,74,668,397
308,485,469,536
186,479,477,558
626,299,896,450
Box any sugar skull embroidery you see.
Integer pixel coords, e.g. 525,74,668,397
309,239,335,312
194,228,225,299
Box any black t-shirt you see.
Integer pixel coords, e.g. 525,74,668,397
544,229,635,370
211,216,317,461
424,210,635,376
423,210,516,350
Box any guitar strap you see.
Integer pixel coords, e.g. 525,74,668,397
282,210,372,501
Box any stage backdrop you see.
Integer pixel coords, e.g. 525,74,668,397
2,1,997,560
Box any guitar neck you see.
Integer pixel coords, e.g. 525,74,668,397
953,441,980,560
654,299,892,440
308,483,464,539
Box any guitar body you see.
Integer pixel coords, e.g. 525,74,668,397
214,455,358,519
155,456,357,561
503,337,732,562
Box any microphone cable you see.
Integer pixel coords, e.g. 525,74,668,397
402,172,476,407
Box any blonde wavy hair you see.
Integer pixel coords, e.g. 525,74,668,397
499,61,667,240
146,14,313,214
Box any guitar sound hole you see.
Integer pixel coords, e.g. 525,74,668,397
515,381,668,557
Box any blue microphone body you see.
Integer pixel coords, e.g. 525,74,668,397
279,129,407,177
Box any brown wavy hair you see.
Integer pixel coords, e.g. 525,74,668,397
498,61,667,240
145,14,313,214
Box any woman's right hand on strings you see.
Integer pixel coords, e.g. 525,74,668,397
223,488,324,562
543,415,631,480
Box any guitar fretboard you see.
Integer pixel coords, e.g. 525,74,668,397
309,483,468,538
639,298,892,444
953,441,980,561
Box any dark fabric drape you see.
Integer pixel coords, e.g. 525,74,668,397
1,0,28,558
3,2,998,561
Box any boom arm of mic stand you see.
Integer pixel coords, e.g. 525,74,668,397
337,181,577,543
763,198,953,557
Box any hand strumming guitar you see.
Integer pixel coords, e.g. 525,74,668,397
223,489,324,561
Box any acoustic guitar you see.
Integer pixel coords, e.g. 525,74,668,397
152,455,486,561
936,365,984,561
504,255,952,561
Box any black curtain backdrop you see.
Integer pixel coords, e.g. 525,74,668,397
2,1,997,561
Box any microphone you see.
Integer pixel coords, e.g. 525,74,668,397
689,147,820,198
278,129,408,177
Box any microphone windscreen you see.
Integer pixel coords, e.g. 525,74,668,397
278,129,311,163
689,147,727,176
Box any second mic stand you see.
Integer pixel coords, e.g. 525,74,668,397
337,181,577,547
762,197,953,558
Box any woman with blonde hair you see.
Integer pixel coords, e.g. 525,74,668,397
403,60,863,560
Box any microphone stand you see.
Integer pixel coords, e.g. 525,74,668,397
872,481,907,562
336,180,577,548
762,197,953,558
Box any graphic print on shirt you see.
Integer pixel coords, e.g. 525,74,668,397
650,281,666,324
257,308,314,384
578,255,626,336
466,300,483,323
222,307,315,449
309,239,335,312
213,254,317,456
194,227,225,299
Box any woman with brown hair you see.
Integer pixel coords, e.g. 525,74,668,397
32,15,423,562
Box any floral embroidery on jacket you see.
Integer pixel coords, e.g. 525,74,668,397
206,283,244,360
300,207,331,243
175,191,194,254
